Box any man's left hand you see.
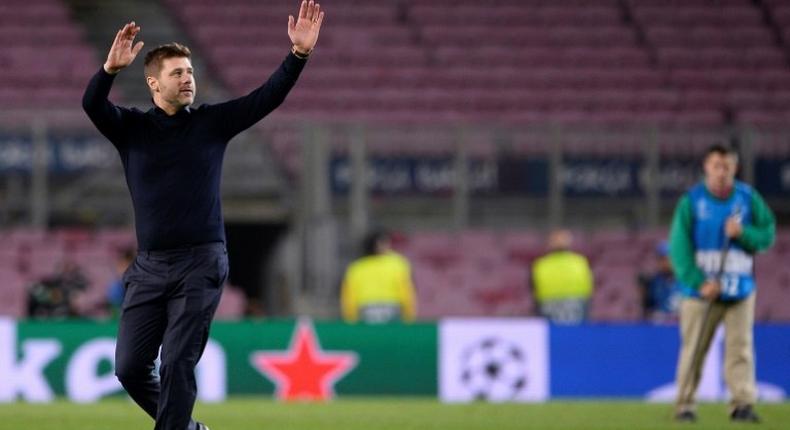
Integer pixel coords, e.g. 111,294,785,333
725,216,743,239
288,0,324,55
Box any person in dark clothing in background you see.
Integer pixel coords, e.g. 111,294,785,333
27,259,88,319
638,241,680,323
82,2,324,429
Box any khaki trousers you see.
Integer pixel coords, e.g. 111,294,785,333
675,293,756,411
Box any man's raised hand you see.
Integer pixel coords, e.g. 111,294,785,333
288,0,324,55
104,22,144,75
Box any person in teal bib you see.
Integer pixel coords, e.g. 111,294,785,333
669,144,775,423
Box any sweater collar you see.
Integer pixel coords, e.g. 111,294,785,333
150,100,192,118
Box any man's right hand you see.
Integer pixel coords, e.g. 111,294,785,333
699,280,720,301
104,22,144,75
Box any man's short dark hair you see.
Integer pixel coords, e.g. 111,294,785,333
704,143,738,160
361,229,389,257
119,246,136,263
144,43,191,78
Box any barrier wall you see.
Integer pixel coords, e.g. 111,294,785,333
0,318,787,403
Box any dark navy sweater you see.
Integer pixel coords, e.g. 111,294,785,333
83,52,306,251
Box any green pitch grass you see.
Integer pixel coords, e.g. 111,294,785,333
1,398,789,430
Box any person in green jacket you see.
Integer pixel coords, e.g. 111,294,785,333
670,144,775,423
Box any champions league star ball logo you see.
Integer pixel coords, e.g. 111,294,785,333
459,337,528,402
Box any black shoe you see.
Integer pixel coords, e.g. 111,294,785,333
675,410,697,423
196,423,210,430
731,405,760,423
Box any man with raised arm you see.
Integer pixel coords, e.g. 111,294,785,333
82,2,324,429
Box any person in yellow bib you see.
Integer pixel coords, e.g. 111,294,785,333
341,230,417,324
531,229,594,323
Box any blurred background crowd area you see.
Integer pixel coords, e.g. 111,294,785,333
1,0,790,322
2,227,789,322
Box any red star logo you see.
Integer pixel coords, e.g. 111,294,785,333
250,321,358,401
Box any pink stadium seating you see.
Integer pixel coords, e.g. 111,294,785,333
165,0,692,125
215,286,247,319
632,6,763,27
633,0,790,128
0,0,98,107
396,228,790,322
160,0,790,173
0,269,27,318
3,0,787,127
0,228,245,320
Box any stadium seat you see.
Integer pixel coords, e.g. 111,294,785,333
0,0,98,108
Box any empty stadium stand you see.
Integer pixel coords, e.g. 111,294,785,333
162,0,790,126
0,0,104,108
154,0,790,184
631,0,790,128
5,0,788,133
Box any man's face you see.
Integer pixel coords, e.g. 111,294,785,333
659,255,672,272
703,152,737,195
149,56,196,109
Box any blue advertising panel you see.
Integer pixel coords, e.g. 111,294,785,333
550,324,679,397
330,156,499,195
755,159,790,197
0,135,115,174
549,324,790,400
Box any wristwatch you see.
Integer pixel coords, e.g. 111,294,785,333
291,45,312,59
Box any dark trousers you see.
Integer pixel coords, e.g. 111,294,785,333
115,242,228,430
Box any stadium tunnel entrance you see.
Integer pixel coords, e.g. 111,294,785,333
225,222,289,318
